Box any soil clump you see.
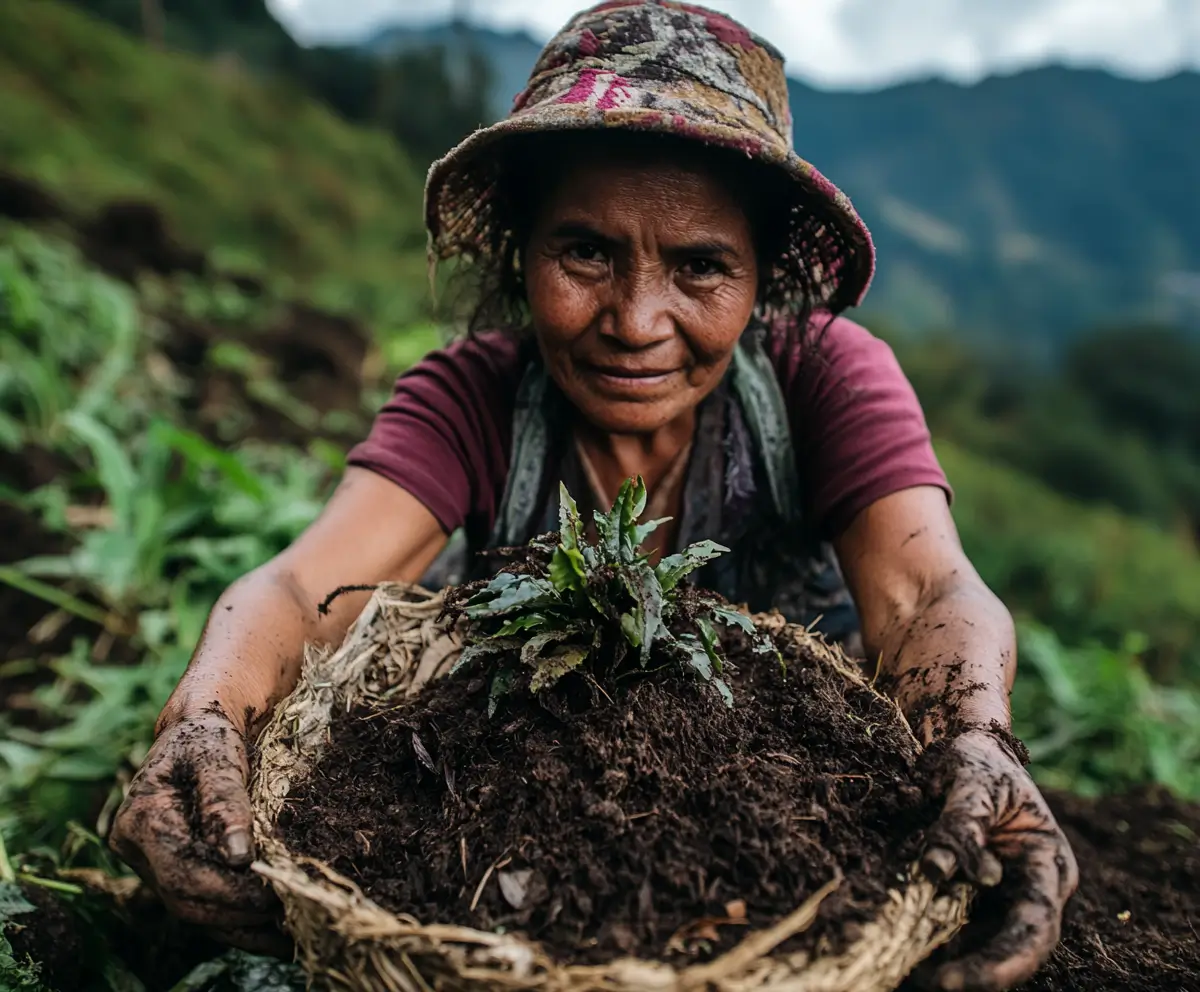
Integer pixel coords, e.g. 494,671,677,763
280,629,942,965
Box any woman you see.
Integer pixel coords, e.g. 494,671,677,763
110,3,1077,989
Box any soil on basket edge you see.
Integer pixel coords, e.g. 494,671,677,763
279,628,944,965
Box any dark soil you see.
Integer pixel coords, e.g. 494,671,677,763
5,884,86,991
4,880,226,992
280,630,941,964
1019,788,1200,991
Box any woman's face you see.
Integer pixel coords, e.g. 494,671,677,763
524,152,760,436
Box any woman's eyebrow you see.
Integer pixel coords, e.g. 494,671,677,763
547,221,615,244
665,239,741,259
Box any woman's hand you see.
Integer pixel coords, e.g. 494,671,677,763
108,711,286,954
920,728,1078,991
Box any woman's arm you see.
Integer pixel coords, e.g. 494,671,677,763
109,468,447,947
835,486,1078,992
158,467,448,733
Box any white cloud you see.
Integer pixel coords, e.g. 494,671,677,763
265,0,1200,89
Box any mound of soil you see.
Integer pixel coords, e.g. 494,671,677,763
279,631,942,965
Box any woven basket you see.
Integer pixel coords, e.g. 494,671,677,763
250,584,970,992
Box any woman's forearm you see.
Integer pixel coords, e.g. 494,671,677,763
155,564,372,736
871,579,1016,745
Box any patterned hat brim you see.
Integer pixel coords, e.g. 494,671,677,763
425,102,876,313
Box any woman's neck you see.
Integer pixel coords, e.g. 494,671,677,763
572,409,696,501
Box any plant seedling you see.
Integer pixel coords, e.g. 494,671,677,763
451,479,778,710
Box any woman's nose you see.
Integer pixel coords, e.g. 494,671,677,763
604,271,675,348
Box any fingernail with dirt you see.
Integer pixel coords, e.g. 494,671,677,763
978,850,1003,887
224,828,251,865
924,846,957,882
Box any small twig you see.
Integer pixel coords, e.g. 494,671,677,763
460,836,468,878
585,673,614,705
627,809,659,821
469,853,512,912
316,584,382,616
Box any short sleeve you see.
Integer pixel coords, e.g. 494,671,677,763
345,333,525,538
770,316,951,539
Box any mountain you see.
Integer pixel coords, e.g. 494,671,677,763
365,22,544,120
360,24,1200,342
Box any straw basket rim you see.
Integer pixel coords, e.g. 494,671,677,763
249,583,970,992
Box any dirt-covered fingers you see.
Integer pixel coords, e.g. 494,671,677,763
923,778,1005,888
111,791,277,927
932,843,1071,992
190,735,256,866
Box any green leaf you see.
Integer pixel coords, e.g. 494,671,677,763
488,667,518,717
655,540,729,592
558,482,583,552
465,573,558,619
633,516,671,547
622,563,666,665
493,615,549,637
709,606,755,636
519,629,577,669
549,546,586,593
62,411,136,521
0,884,36,921
529,643,590,693
696,616,723,675
620,612,642,647
674,635,735,708
450,638,521,676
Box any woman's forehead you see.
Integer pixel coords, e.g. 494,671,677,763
540,158,753,237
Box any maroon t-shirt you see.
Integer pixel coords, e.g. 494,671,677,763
347,316,949,542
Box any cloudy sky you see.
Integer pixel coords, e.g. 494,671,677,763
266,0,1200,90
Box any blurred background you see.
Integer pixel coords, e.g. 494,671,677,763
0,0,1198,986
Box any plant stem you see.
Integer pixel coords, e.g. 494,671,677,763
18,874,84,895
0,830,15,883
0,565,115,630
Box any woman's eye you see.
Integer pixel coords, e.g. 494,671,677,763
566,243,606,263
682,258,723,278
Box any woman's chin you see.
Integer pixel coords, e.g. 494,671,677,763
572,395,685,435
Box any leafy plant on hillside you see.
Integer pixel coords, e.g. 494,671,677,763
0,225,144,451
1012,624,1200,799
453,480,777,710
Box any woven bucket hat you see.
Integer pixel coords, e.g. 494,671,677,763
425,0,875,313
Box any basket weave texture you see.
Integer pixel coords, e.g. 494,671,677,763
250,584,970,992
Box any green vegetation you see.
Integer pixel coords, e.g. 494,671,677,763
456,481,774,710
0,0,428,317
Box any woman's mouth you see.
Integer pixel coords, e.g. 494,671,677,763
583,363,679,392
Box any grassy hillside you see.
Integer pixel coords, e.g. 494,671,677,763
0,0,429,317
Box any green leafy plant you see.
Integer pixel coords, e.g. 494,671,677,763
453,479,776,710
1012,623,1200,799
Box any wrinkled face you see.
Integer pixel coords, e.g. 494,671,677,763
524,153,759,435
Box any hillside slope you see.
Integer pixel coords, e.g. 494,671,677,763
0,1,428,311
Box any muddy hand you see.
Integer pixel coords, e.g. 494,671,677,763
108,711,283,947
921,728,1078,992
